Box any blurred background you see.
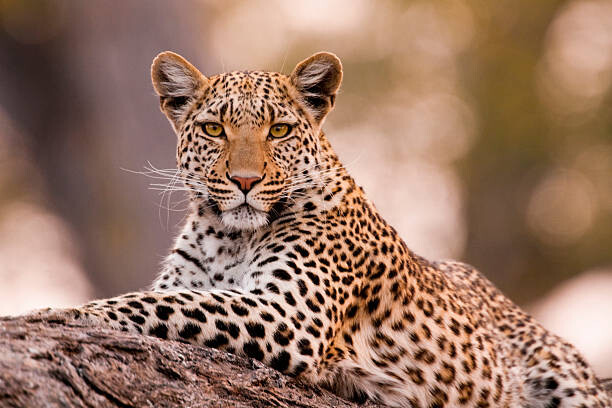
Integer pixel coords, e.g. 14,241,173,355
0,0,611,375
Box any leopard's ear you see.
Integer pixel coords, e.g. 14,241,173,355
151,51,207,132
290,52,342,124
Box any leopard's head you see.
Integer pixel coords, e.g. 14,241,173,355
151,51,342,230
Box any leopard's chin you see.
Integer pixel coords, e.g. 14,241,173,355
220,204,269,231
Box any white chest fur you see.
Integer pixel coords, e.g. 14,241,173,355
152,214,253,291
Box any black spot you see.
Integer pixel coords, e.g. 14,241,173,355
545,377,559,390
200,301,228,316
199,301,217,314
243,341,264,361
293,361,308,376
231,303,249,316
306,272,319,285
367,297,380,314
128,301,143,309
270,302,286,317
303,202,316,211
118,307,132,314
306,299,320,313
245,322,266,338
179,323,201,339
306,325,320,338
257,256,279,267
346,304,358,318
273,323,294,346
182,308,207,323
141,297,157,304
219,101,228,119
271,244,286,253
272,269,291,281
284,291,297,306
294,245,309,257
226,322,240,339
204,334,229,348
270,350,291,373
297,338,313,356
128,314,146,325
266,283,280,294
297,279,308,296
163,295,179,304
149,323,168,339
107,311,118,321
155,305,175,321
174,248,207,273
404,311,415,323
370,263,386,280
546,397,561,408
260,311,275,322
215,319,228,331
241,297,257,307
179,293,194,301
449,319,460,336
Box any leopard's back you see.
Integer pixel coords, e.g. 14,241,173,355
437,260,610,407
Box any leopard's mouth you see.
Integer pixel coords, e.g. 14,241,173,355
221,203,269,230
226,200,266,214
207,196,290,230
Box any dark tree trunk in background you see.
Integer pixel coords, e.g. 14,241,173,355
0,317,380,408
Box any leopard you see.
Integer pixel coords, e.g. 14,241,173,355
26,51,611,407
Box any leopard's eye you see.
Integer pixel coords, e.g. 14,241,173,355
269,123,292,139
202,122,224,137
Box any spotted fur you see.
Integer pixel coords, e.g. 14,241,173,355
28,51,611,407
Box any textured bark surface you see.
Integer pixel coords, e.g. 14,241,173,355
0,316,380,408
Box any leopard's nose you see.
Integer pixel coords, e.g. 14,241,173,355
229,175,262,194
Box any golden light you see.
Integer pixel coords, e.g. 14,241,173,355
538,0,612,115
527,169,597,246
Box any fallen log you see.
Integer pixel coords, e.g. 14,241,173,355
0,316,381,408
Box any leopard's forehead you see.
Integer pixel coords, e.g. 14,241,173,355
207,71,290,100
196,70,299,127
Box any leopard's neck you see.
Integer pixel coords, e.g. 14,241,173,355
152,149,362,292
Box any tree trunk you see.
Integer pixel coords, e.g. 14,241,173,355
0,316,380,408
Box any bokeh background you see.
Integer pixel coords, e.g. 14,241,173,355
1,0,611,375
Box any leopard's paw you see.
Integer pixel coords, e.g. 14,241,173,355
24,307,94,326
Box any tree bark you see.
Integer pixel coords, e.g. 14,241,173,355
0,316,380,408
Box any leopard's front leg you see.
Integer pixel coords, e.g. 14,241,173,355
24,289,323,380
25,305,114,328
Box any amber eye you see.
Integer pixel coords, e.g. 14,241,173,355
202,122,224,137
269,123,292,139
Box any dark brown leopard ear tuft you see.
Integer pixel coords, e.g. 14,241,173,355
151,51,207,132
290,52,343,124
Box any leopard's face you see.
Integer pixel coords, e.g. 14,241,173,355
177,72,321,230
152,52,342,230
